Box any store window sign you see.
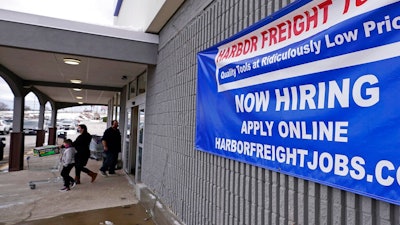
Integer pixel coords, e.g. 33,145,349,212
196,0,400,205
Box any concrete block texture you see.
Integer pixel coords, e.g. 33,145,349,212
142,0,400,224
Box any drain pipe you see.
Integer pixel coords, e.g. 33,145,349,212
114,0,123,17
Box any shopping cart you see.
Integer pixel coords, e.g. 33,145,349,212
26,146,62,190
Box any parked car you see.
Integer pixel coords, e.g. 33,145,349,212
3,119,12,131
0,120,11,134
23,120,39,135
57,119,76,130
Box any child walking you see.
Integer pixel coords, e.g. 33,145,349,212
60,139,77,192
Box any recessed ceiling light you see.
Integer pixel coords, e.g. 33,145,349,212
78,102,83,104
73,88,82,91
76,96,83,100
63,58,81,65
70,79,82,84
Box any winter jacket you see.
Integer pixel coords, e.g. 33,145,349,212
61,147,76,167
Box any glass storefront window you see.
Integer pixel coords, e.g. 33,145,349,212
129,79,137,99
137,74,146,94
129,73,146,99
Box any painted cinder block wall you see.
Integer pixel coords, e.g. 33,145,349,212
143,0,400,224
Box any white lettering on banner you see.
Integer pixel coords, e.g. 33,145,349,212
373,160,400,187
325,29,358,48
306,151,366,180
235,74,379,113
261,40,322,67
215,137,400,188
277,121,348,142
235,91,270,113
363,15,400,38
236,62,252,74
352,74,379,107
215,137,309,166
220,68,237,79
375,160,395,186
239,120,348,142
241,121,274,136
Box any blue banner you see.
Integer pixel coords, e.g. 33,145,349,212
196,0,400,205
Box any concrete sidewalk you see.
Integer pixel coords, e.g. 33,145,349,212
0,157,155,225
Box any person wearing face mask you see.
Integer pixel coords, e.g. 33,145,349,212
59,139,76,192
73,124,97,184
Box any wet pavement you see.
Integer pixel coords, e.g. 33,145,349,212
13,204,154,225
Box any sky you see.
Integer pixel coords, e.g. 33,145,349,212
0,77,43,110
0,77,15,109
0,0,117,110
0,0,117,26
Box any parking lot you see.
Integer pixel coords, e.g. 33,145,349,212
0,120,107,172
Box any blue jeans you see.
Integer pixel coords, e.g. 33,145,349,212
100,151,118,173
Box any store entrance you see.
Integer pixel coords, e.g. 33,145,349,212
124,104,144,183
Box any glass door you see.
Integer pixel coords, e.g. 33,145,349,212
135,105,145,183
123,108,132,174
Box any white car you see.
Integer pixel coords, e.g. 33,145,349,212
23,120,39,135
57,119,76,130
0,120,11,134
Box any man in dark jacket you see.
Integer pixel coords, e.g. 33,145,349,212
99,120,121,176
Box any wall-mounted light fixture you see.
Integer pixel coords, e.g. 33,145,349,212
76,96,83,100
73,88,82,91
70,79,82,84
78,102,84,104
63,58,81,65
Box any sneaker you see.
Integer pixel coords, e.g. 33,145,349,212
70,181,76,189
99,170,108,177
59,186,70,192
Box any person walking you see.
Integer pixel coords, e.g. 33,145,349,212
60,139,76,192
99,120,121,176
73,124,98,183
